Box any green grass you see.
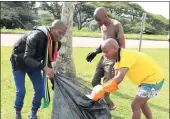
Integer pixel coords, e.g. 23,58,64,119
1,47,169,119
124,34,168,41
1,27,29,33
1,27,168,41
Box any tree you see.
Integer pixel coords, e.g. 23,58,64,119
103,2,145,21
39,2,61,19
1,1,37,29
146,13,169,34
53,2,76,78
74,2,95,30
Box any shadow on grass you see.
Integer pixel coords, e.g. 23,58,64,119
111,114,125,119
113,91,169,113
75,76,93,89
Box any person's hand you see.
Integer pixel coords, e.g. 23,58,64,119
89,85,105,101
43,66,55,78
86,52,97,62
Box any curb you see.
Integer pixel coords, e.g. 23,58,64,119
1,32,25,34
1,32,168,41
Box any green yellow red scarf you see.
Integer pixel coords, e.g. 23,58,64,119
42,31,58,108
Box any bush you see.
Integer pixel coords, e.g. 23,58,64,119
26,23,34,30
129,26,141,33
88,20,99,31
123,24,132,33
144,23,157,34
123,22,167,35
33,18,54,26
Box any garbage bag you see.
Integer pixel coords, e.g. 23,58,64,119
51,74,111,119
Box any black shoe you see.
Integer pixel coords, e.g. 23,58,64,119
28,115,38,119
107,103,117,111
15,115,22,119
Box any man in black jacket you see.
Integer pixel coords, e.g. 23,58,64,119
10,20,67,119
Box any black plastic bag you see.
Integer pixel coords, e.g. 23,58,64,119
51,74,111,119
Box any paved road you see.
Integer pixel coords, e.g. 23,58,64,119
1,34,169,48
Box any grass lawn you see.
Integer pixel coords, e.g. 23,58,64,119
72,30,168,41
1,47,169,119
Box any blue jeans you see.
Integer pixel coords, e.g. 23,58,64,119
11,62,42,111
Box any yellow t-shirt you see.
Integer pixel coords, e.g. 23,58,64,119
114,49,164,85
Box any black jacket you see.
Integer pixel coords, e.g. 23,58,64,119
10,26,61,71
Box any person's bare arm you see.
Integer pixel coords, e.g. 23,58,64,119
119,36,125,48
117,22,125,48
112,68,128,84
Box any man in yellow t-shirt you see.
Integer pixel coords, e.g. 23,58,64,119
89,38,164,119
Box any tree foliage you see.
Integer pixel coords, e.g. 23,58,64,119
1,1,37,29
1,1,169,34
40,2,61,19
74,2,95,30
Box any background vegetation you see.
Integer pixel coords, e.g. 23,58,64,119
1,2,169,35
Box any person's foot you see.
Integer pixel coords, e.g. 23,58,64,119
15,115,22,119
107,103,116,111
28,115,38,119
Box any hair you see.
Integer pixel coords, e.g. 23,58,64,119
51,19,67,29
101,38,119,50
93,7,107,19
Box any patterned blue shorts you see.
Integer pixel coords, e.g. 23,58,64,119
137,79,164,98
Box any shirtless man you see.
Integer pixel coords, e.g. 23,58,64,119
86,7,125,110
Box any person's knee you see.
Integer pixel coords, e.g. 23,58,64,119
131,101,141,111
16,88,26,98
34,84,42,93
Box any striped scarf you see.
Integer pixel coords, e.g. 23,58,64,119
42,32,58,108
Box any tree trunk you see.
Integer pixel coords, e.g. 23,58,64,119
52,2,76,78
